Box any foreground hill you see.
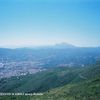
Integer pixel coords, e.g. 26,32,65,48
0,67,83,93
0,61,100,93
0,75,100,100
0,61,100,100
44,77,100,100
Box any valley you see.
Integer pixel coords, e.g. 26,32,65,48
0,45,100,100
0,45,100,78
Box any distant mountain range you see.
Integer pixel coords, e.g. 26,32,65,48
0,42,100,49
0,43,100,67
23,43,76,49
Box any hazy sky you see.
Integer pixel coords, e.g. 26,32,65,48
0,0,100,48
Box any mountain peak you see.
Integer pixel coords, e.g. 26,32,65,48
54,43,76,48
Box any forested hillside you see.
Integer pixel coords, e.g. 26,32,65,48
0,61,100,100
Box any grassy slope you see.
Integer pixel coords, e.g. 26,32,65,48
0,77,100,100
45,77,100,100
